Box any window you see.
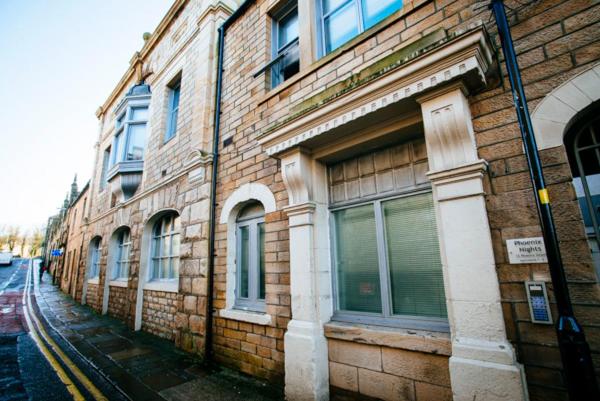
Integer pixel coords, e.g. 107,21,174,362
329,139,447,330
100,147,111,190
565,107,600,279
165,79,181,142
269,3,299,88
111,105,149,164
113,229,131,280
235,203,266,312
150,214,180,281
89,238,102,279
319,0,403,54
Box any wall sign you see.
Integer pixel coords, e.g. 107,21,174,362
506,237,548,264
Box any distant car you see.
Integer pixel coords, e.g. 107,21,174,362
0,252,13,266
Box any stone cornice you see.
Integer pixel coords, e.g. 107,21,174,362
96,1,234,120
258,26,495,157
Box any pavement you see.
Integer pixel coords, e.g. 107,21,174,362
34,270,284,401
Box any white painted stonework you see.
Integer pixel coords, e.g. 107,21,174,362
280,149,332,401
531,63,600,150
219,183,277,323
419,86,528,401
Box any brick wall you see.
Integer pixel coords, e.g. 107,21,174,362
107,286,128,321
218,0,600,398
85,283,101,312
142,289,178,340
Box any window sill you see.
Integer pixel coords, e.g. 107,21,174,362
109,279,129,288
256,0,420,107
324,320,451,356
219,309,272,326
143,280,178,293
87,278,100,285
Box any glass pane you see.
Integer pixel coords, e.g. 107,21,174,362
383,193,447,318
152,257,160,279
160,257,169,280
171,258,179,279
163,235,172,257
323,0,349,14
122,261,129,278
361,0,402,29
278,8,298,48
258,223,265,300
334,205,381,313
239,226,249,298
130,107,148,121
112,133,122,164
324,2,359,53
126,124,146,160
172,85,180,109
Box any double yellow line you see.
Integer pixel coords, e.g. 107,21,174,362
23,261,108,401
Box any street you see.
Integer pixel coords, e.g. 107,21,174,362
0,259,127,401
0,259,283,401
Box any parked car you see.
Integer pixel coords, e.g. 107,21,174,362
0,252,13,266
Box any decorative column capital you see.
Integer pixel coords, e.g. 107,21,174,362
280,147,314,206
284,202,317,228
417,84,479,173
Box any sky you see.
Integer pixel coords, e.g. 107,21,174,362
0,0,174,234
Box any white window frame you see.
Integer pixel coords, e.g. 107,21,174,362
100,147,111,191
149,214,180,282
235,212,266,312
113,230,131,281
111,100,149,165
89,239,102,281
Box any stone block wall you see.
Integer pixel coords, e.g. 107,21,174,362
107,286,128,321
142,289,178,340
85,283,101,312
217,0,600,398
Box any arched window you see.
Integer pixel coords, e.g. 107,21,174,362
235,202,266,312
150,213,180,281
89,237,102,279
565,105,600,279
113,229,131,280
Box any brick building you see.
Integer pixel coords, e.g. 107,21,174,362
56,0,239,352
50,0,600,400
210,0,600,400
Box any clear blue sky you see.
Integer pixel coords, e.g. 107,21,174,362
0,0,173,233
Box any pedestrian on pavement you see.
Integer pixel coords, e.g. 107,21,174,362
39,259,47,282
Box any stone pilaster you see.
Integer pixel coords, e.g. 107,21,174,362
280,148,331,401
418,85,528,401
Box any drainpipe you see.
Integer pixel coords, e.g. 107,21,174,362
205,0,256,361
490,1,599,399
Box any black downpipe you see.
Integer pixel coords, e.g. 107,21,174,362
205,0,256,362
490,1,598,399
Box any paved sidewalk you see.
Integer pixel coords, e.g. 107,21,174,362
34,277,284,401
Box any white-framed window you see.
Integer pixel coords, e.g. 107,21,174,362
89,238,102,279
329,139,447,331
235,203,266,312
319,0,403,54
113,229,131,280
111,104,149,164
150,214,180,281
165,78,181,142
